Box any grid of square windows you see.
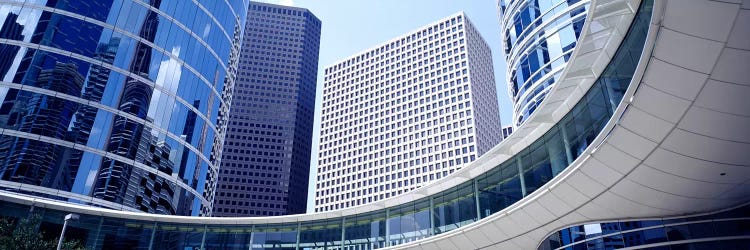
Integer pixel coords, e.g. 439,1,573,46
214,2,321,217
315,13,501,212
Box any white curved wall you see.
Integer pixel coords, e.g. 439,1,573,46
392,0,750,249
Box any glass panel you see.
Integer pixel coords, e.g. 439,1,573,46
91,217,154,249
387,198,430,246
563,225,587,246
683,240,750,250
712,219,750,237
204,225,252,250
665,222,712,241
477,166,502,218
521,141,553,194
433,182,476,234
545,130,569,176
344,211,387,249
537,231,562,250
622,227,667,247
600,234,625,250
152,222,205,249
619,220,662,231
477,160,522,218
500,161,523,204
299,219,343,249
252,223,298,250
28,11,105,60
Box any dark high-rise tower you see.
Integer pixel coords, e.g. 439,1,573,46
213,1,321,217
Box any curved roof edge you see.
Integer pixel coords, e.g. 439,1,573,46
429,0,750,248
0,0,644,225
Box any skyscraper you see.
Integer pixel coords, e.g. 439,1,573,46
0,1,748,249
0,0,246,216
315,13,502,212
212,1,321,217
498,0,589,126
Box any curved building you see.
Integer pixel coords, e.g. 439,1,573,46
0,0,247,216
499,0,590,126
0,0,748,249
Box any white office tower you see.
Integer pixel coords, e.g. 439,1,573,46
316,13,501,212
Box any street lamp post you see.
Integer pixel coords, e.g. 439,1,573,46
56,213,79,250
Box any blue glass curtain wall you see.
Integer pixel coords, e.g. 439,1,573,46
0,0,653,249
0,0,245,216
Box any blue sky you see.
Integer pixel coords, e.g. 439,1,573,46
257,0,511,212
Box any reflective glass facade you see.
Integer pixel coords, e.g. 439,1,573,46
0,0,247,216
538,205,750,250
0,1,654,249
214,1,321,217
499,0,589,126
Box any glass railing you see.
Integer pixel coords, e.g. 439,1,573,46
0,1,654,249
538,204,750,250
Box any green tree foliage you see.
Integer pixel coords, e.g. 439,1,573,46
0,214,85,250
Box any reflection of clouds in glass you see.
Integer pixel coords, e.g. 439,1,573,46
584,223,603,235
16,12,38,39
0,5,14,27
203,23,210,39
546,32,561,49
157,46,181,93
90,127,101,139
2,47,26,82
85,169,97,189
0,87,7,104
148,46,182,133
9,1,46,40
545,32,564,61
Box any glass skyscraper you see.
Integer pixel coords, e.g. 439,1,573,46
0,0,246,216
499,0,589,126
212,1,321,217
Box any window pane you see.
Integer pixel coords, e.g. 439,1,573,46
204,225,252,250
344,211,387,249
299,219,342,249
251,224,298,250
433,182,476,234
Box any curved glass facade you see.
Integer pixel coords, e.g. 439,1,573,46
0,1,653,249
538,205,750,250
0,0,247,216
499,0,589,126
